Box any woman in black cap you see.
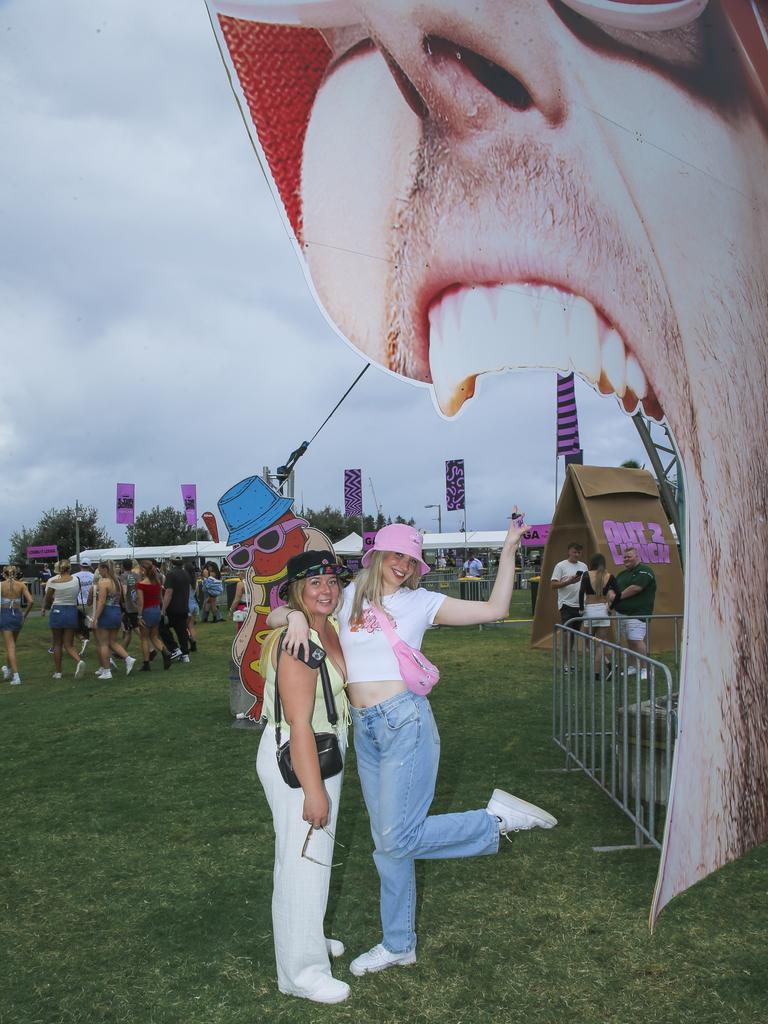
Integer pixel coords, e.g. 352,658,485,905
257,550,352,1005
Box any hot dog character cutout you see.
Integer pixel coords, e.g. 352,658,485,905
218,475,334,721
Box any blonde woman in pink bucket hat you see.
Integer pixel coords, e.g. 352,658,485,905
268,513,557,978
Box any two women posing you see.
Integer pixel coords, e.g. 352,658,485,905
262,517,557,1003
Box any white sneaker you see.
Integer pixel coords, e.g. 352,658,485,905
74,660,86,679
125,656,136,676
349,943,416,977
1,665,9,680
487,789,558,833
101,670,113,680
10,674,21,686
639,669,648,681
626,665,637,676
326,938,345,959
181,654,190,664
95,668,105,677
170,648,182,661
52,672,62,679
281,977,350,1004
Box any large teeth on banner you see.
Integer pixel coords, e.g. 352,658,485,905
427,284,655,418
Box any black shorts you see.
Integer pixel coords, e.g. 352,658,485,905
560,605,582,628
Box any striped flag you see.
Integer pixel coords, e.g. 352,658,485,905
556,373,581,456
344,469,362,517
445,459,465,511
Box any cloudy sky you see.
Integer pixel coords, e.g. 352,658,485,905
0,0,649,560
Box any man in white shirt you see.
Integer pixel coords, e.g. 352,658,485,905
462,553,483,577
550,543,587,667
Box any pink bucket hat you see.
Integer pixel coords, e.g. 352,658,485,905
361,524,430,576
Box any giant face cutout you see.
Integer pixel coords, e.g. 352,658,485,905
206,0,768,920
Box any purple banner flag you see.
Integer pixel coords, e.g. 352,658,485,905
344,468,362,518
181,484,197,527
445,459,465,511
363,531,377,556
556,373,581,455
116,483,135,525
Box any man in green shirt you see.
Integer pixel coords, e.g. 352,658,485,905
614,547,657,669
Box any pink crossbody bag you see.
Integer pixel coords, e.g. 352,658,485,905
370,605,440,696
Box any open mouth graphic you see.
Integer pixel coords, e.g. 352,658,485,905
426,282,664,421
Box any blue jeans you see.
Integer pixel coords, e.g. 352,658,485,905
351,692,499,954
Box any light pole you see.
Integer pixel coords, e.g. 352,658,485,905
424,504,442,534
74,499,82,563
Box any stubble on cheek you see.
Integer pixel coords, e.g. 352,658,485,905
383,124,685,390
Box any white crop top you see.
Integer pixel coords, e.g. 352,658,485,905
46,578,81,606
338,582,445,684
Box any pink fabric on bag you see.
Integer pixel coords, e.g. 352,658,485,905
370,605,440,696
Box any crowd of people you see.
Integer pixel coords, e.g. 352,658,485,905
0,556,238,684
551,541,658,677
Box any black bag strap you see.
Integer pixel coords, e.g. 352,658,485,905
274,632,338,748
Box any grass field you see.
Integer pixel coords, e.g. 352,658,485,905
1,614,766,1024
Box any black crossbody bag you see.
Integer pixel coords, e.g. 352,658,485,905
274,634,343,789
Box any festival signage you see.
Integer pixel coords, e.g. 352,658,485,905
116,483,135,525
362,531,377,555
520,524,551,549
27,545,58,560
533,465,683,655
344,469,362,517
445,459,465,511
204,1,768,921
181,484,197,527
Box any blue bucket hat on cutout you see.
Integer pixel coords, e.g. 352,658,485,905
218,475,294,546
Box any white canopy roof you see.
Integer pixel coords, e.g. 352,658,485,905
77,530,519,566
76,542,231,563
333,532,363,556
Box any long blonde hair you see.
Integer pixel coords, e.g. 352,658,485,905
350,550,419,624
589,553,608,597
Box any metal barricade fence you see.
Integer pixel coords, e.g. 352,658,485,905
552,619,678,850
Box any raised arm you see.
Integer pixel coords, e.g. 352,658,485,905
434,510,526,627
21,583,34,620
579,572,593,612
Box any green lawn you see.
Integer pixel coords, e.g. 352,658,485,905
1,616,765,1024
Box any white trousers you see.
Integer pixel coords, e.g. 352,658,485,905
256,726,346,998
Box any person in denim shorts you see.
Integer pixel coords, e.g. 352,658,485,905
43,559,86,679
1,565,34,686
92,561,135,679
